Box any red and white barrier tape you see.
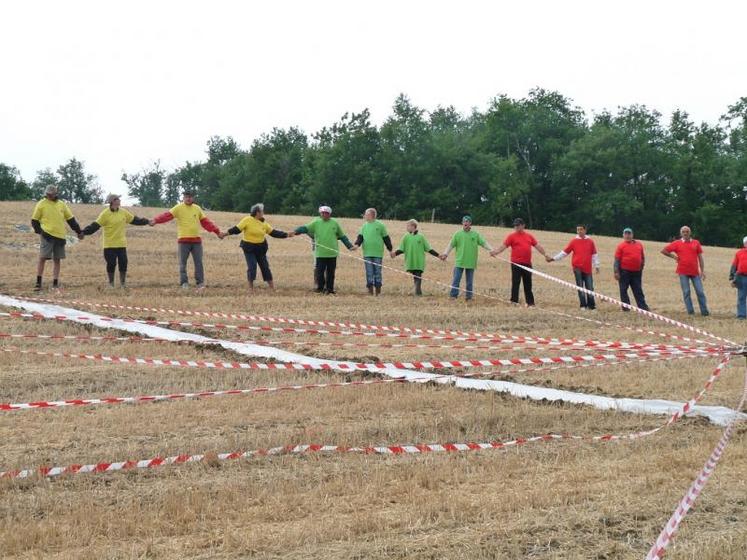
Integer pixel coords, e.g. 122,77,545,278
25,293,716,349
0,357,732,480
4,346,707,373
0,311,719,355
646,367,747,559
0,377,413,411
1,352,699,414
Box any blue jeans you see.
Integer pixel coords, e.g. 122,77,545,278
736,275,747,319
573,268,595,309
450,267,474,299
363,257,383,287
678,274,709,315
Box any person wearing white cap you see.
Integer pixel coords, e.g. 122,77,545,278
729,235,747,320
30,184,83,291
81,194,150,288
293,205,353,294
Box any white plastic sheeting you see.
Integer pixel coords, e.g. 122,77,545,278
1,294,743,426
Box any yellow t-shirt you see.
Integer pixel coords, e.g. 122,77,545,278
95,208,135,248
31,199,74,239
170,203,206,239
236,215,273,243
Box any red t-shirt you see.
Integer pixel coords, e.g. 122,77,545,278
664,239,703,276
732,248,747,275
614,241,644,272
563,237,597,274
503,231,537,265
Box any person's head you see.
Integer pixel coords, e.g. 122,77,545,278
462,215,473,231
250,203,265,220
44,184,59,201
406,219,418,233
576,224,587,237
318,205,332,220
364,208,377,222
183,190,195,205
106,193,121,210
623,227,634,241
742,235,747,248
680,225,692,240
512,217,525,232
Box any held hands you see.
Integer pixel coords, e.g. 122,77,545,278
148,219,156,227
489,249,499,257
218,232,227,240
351,245,360,251
439,254,448,261
287,231,296,238
545,255,553,263
390,251,396,259
77,232,85,240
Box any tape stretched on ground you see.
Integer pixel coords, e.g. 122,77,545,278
3,345,710,373
1,295,741,425
21,294,714,348
0,353,702,414
0,309,717,356
646,367,747,559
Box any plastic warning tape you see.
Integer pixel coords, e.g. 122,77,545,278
645,367,747,559
4,346,706,372
0,377,412,411
0,357,731,480
0,311,717,355
0,352,698,414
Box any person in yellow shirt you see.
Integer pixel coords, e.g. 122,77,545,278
150,190,222,289
81,194,150,288
30,184,83,291
220,203,295,291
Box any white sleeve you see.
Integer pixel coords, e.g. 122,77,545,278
592,253,600,268
553,250,568,261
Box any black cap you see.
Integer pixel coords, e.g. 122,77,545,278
512,218,525,226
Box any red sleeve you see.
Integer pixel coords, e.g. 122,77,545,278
590,240,597,254
563,239,574,254
503,233,512,247
614,243,623,259
530,234,538,246
664,241,676,253
152,211,174,224
696,241,703,254
200,217,220,235
733,254,739,266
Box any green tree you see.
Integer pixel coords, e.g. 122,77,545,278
56,158,102,203
0,164,31,200
122,161,166,207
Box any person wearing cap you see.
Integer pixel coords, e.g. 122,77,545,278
661,226,709,316
546,224,600,310
219,203,295,292
614,228,650,311
81,194,150,288
30,184,84,291
149,191,222,289
490,218,548,306
391,219,441,296
293,205,353,294
352,208,393,295
729,236,747,320
440,216,494,300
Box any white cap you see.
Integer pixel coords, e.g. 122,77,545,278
318,205,332,214
743,235,747,245
105,193,121,204
44,184,58,195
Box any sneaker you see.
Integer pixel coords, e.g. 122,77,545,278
33,284,42,292
181,283,190,289
196,284,206,291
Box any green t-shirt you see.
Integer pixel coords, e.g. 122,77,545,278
449,229,486,269
358,220,389,258
398,232,432,272
305,217,347,258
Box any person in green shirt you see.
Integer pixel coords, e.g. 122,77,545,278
391,219,441,296
294,205,353,294
439,215,494,300
352,208,393,295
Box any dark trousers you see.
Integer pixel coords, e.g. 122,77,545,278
510,263,534,305
409,270,424,295
315,257,337,293
103,248,128,284
618,269,649,311
573,268,595,309
241,241,272,283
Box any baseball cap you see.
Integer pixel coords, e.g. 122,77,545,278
319,205,332,214
462,215,472,223
105,193,121,204
623,227,633,234
512,218,525,226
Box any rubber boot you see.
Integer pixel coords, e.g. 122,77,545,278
367,286,374,295
414,277,423,296
375,286,381,296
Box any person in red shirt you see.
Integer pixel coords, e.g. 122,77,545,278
491,218,548,306
661,225,709,316
547,225,599,310
729,235,747,320
613,227,650,311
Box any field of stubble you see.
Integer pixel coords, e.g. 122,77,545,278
1,200,746,559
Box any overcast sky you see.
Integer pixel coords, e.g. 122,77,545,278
2,0,746,194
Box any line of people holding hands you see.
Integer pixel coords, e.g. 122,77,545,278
29,185,747,320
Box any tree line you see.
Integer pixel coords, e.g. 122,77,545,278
3,89,747,246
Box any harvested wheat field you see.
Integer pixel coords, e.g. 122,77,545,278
1,200,746,559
